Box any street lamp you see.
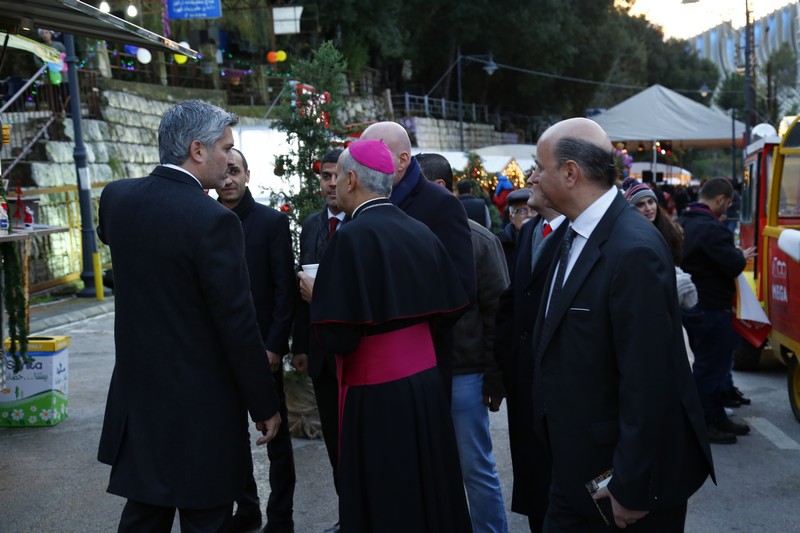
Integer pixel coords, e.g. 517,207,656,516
456,47,498,151
427,47,498,152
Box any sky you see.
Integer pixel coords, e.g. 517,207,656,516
627,0,796,40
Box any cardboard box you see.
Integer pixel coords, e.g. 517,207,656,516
1,336,70,427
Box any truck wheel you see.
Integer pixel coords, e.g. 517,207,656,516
733,341,762,371
788,359,800,423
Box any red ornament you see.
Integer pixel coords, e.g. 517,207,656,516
267,51,278,63
274,165,284,176
313,160,321,174
280,204,291,212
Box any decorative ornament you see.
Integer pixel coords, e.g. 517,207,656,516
136,48,152,64
274,165,284,176
267,51,278,63
312,160,321,174
276,50,287,62
174,41,190,64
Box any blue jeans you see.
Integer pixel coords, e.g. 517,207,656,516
690,308,738,425
451,373,508,533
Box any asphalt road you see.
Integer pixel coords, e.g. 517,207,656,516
2,312,798,532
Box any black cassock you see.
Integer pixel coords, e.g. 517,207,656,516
311,197,473,533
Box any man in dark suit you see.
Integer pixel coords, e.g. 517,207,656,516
495,179,566,532
217,148,296,533
529,118,714,531
359,121,476,397
97,100,281,532
292,149,345,533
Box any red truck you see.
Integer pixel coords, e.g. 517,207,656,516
737,120,800,421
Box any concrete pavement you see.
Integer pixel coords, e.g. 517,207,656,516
2,298,529,532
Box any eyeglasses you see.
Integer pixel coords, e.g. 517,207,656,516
512,207,533,216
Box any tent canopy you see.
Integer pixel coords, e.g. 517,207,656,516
0,0,197,57
592,84,744,149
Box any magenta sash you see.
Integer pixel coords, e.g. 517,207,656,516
335,322,436,458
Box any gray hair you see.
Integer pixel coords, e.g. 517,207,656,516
554,137,617,188
158,100,238,165
339,149,393,197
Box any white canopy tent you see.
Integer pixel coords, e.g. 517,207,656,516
592,84,745,149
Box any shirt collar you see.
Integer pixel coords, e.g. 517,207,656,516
570,186,618,240
327,208,345,222
163,163,203,188
547,214,566,232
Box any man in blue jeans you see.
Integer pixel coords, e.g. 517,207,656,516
680,178,755,445
419,153,509,531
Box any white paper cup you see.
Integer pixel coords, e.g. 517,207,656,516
301,263,319,278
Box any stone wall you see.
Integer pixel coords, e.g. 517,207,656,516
400,116,518,151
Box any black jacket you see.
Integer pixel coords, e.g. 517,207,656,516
97,166,278,508
228,187,296,356
679,203,746,309
452,221,508,400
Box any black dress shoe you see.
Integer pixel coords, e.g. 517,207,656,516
231,512,263,532
732,387,752,405
322,522,341,533
707,425,737,444
714,416,750,436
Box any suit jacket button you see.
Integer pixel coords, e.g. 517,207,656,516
525,290,532,296
521,332,528,340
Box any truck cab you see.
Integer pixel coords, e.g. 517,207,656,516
740,120,800,421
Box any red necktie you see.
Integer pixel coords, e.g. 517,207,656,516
328,217,339,240
542,222,552,238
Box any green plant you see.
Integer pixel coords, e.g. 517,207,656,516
1,242,29,372
269,41,347,257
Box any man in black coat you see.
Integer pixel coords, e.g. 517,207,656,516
291,149,345,533
530,118,714,531
359,121,476,397
97,99,281,532
217,148,297,533
679,178,755,444
495,179,566,532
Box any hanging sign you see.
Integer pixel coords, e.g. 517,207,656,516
167,0,222,20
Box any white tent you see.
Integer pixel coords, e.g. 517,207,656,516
592,84,745,149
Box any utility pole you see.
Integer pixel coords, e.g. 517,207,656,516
743,0,754,146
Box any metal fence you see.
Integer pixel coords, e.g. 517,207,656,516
392,92,490,122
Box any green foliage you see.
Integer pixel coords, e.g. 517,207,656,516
1,242,29,373
270,42,347,257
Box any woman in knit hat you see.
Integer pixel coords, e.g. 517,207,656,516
625,181,697,365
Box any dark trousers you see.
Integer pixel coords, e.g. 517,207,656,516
312,355,340,493
119,499,232,533
238,369,295,525
689,307,737,425
544,483,687,532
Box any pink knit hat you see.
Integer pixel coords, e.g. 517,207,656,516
348,139,395,174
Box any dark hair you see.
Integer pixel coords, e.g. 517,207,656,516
322,149,343,165
417,153,454,191
231,147,248,172
554,137,617,187
699,177,733,201
653,205,684,264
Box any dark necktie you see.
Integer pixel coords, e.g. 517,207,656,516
547,227,577,317
542,222,552,237
328,217,339,240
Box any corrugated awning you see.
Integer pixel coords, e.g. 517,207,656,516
0,0,197,58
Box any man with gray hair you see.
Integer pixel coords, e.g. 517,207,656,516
97,99,281,532
310,139,472,532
